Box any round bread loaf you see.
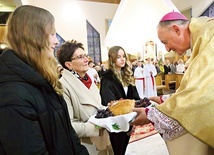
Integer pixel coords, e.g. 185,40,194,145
108,99,135,116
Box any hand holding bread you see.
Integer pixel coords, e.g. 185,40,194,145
95,98,151,118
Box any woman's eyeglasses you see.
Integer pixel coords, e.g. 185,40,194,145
71,54,89,61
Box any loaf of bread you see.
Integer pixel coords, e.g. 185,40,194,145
108,99,135,116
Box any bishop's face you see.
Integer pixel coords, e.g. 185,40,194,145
157,24,189,55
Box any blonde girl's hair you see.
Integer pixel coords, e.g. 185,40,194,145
108,46,135,87
5,5,63,95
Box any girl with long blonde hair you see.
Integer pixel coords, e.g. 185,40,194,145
0,5,88,155
100,46,140,155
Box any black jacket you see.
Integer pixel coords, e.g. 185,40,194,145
0,50,89,155
164,65,171,75
100,69,140,106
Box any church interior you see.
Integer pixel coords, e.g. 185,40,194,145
0,0,214,154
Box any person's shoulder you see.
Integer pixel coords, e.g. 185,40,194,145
60,70,78,87
61,69,74,78
0,49,16,60
102,69,111,75
91,68,98,73
190,17,213,33
0,82,41,107
101,69,114,79
134,67,139,71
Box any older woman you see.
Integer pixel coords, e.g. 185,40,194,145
57,40,113,155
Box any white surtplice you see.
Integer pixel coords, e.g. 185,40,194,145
134,66,146,99
144,63,157,98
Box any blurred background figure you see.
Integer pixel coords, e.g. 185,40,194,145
98,63,107,78
164,59,171,75
154,60,161,75
159,61,165,80
176,59,185,74
144,57,157,97
87,60,100,86
134,61,146,98
170,60,178,74
131,60,138,73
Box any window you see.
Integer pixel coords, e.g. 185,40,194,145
201,2,214,17
54,33,65,57
86,20,101,64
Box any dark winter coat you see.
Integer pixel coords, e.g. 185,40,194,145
100,69,140,155
0,50,89,155
164,65,171,75
100,69,140,106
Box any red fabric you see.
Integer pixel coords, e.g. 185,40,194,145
160,95,164,103
145,108,149,115
80,74,92,89
145,108,154,125
150,75,154,90
136,78,145,90
135,78,144,80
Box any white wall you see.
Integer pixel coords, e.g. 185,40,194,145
192,0,213,17
21,0,118,61
104,0,180,59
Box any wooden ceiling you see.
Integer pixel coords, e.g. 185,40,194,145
80,0,121,4
0,0,121,7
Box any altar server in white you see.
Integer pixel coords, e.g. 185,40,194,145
134,61,145,98
144,58,157,97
